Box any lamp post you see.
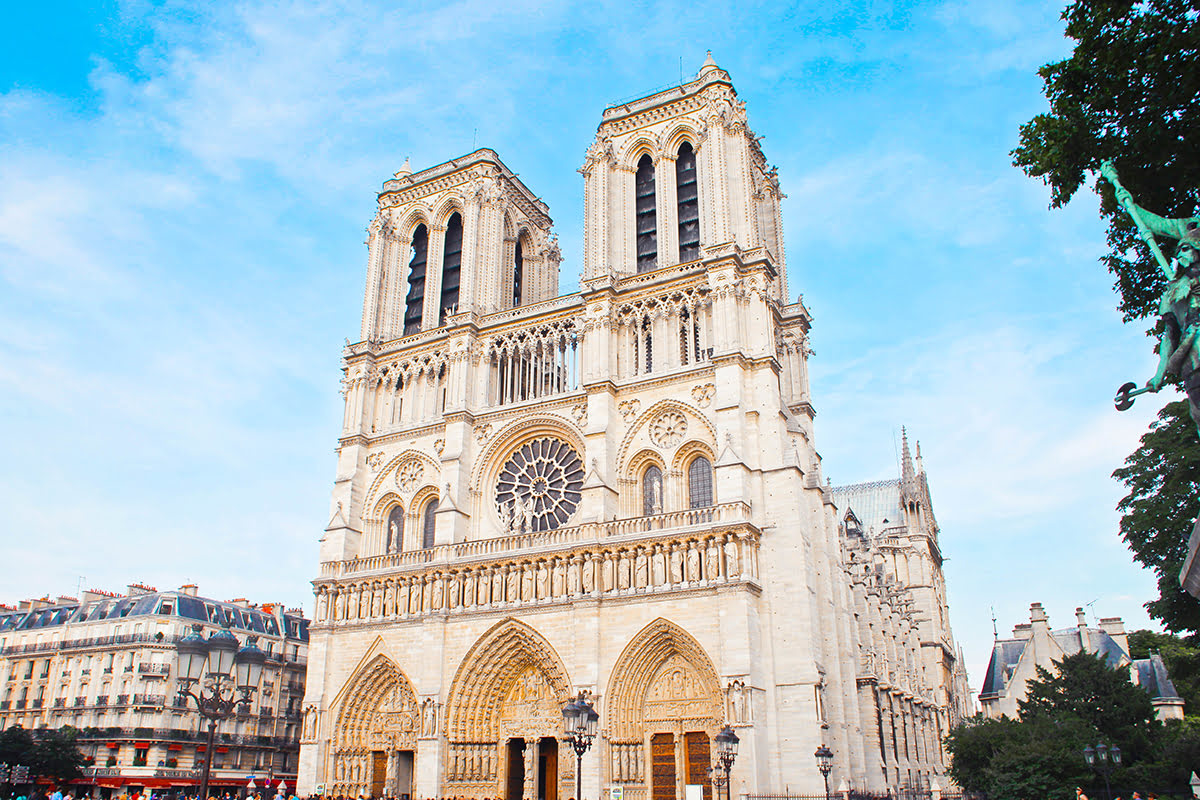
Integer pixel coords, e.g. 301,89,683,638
1083,742,1121,800
562,692,599,800
712,726,738,800
814,744,833,800
176,625,266,800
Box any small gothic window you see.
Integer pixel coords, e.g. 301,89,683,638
403,225,428,335
642,465,663,516
676,142,700,262
688,456,713,509
635,154,657,273
513,238,524,308
440,213,463,325
385,505,405,554
422,499,438,549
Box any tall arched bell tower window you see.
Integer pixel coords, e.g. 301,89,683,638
635,154,657,273
676,142,700,262
439,213,463,325
422,499,438,549
403,225,428,335
513,237,524,308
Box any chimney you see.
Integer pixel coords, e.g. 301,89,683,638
1099,617,1130,657
1013,623,1032,641
57,596,78,606
230,598,250,609
179,584,199,597
1076,607,1092,653
1030,602,1048,625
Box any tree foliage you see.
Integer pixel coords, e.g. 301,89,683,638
1113,400,1200,633
944,651,1195,800
0,725,86,785
1012,0,1200,322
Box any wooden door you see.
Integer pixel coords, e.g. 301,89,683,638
651,733,677,800
684,732,712,800
539,738,558,800
507,739,526,800
370,751,387,798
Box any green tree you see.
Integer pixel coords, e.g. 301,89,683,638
0,725,35,768
946,651,1168,800
1020,651,1161,761
1113,400,1200,634
1012,0,1200,323
29,726,86,785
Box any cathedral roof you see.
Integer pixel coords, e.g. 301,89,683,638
830,478,905,538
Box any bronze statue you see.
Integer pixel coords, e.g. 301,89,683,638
1102,160,1200,434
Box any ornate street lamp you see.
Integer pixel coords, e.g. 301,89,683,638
177,625,266,800
712,726,739,800
814,744,833,800
562,692,599,800
1083,742,1121,800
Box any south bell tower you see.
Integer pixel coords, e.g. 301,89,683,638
303,55,962,800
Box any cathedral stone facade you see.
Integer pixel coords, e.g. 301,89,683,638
299,56,969,800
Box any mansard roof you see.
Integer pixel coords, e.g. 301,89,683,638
978,624,1179,704
0,589,309,641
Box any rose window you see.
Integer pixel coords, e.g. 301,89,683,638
396,459,424,492
495,438,585,533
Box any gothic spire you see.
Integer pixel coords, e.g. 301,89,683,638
900,426,914,485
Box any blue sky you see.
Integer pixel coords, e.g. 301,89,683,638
0,0,1174,693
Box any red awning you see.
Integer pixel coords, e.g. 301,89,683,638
168,744,183,750
216,746,229,753
107,742,120,748
136,742,151,748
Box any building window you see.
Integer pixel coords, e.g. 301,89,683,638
439,213,463,325
513,238,524,308
404,225,428,335
422,500,438,549
386,505,405,554
688,456,713,509
635,154,657,273
642,465,663,516
676,142,699,262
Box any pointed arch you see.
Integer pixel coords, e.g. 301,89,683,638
605,618,723,742
333,653,420,754
445,617,573,742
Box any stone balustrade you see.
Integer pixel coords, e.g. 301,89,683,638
322,502,750,579
313,516,758,625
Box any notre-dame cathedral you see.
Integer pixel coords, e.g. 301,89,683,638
298,54,972,800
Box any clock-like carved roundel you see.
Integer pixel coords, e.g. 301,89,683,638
495,438,585,533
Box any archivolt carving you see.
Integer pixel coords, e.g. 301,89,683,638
445,617,573,742
604,618,722,741
333,654,420,755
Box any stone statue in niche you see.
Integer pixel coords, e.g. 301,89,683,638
725,538,741,577
432,576,445,610
537,562,549,598
635,549,649,588
506,567,519,602
687,545,701,582
669,548,684,583
492,569,504,604
552,560,565,596
568,559,582,594
652,548,666,585
705,540,720,580
617,553,631,590
582,558,595,592
521,565,533,600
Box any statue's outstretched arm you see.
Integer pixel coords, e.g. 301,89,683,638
1099,159,1177,279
